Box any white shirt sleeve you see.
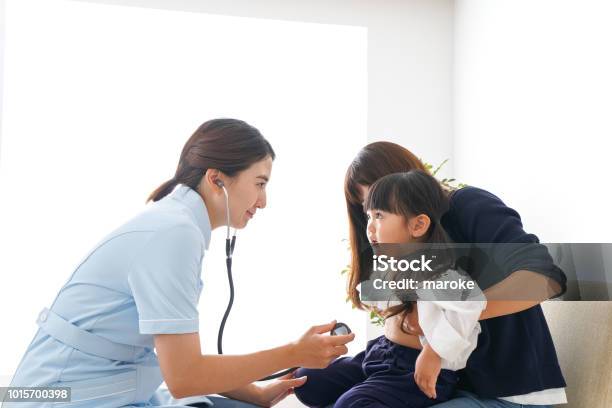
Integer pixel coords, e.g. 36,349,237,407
417,300,485,367
417,268,487,370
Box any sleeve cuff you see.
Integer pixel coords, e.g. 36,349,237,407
139,318,199,334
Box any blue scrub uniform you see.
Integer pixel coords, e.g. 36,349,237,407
4,184,238,407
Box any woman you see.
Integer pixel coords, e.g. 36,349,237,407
295,141,567,407
6,118,355,408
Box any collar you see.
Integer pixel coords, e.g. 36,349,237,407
167,183,212,250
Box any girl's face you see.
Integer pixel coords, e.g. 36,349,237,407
225,156,273,229
366,209,413,244
360,184,432,245
366,209,431,244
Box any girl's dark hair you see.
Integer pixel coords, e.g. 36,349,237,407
147,118,275,203
364,170,451,243
344,142,428,310
364,170,454,333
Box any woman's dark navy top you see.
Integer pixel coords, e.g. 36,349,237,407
440,186,567,398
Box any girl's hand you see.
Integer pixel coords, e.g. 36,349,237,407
253,372,308,407
292,320,355,368
414,343,441,399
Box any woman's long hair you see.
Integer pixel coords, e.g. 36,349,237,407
147,118,275,203
344,142,428,310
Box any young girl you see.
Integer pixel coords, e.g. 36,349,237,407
294,170,486,408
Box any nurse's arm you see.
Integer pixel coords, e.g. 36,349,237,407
155,332,294,398
154,321,354,399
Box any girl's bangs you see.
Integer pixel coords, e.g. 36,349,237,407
364,175,403,215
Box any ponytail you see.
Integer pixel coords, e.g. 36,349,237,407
147,177,179,203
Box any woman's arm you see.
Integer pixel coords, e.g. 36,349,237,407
479,269,562,319
447,187,566,312
154,321,354,399
479,300,539,320
403,269,562,333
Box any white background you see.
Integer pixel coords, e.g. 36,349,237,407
454,0,612,243
0,0,368,381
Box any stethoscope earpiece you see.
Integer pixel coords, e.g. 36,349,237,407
216,179,235,244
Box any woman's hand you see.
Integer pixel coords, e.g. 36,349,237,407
414,343,441,399
401,308,424,336
252,372,308,407
292,320,355,368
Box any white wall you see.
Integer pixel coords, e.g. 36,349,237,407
74,0,456,174
454,0,612,243
0,0,5,161
0,0,368,384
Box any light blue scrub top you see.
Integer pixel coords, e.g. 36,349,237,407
5,184,215,407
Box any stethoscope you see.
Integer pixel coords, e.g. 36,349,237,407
213,179,351,381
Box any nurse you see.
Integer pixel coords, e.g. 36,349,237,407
5,118,355,408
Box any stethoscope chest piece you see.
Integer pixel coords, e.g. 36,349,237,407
331,322,351,336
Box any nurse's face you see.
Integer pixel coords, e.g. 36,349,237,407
227,156,273,229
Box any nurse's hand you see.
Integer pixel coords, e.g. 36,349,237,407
221,372,306,407
292,320,355,369
252,372,307,407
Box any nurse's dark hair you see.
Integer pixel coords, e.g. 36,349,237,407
147,118,275,203
344,142,455,314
